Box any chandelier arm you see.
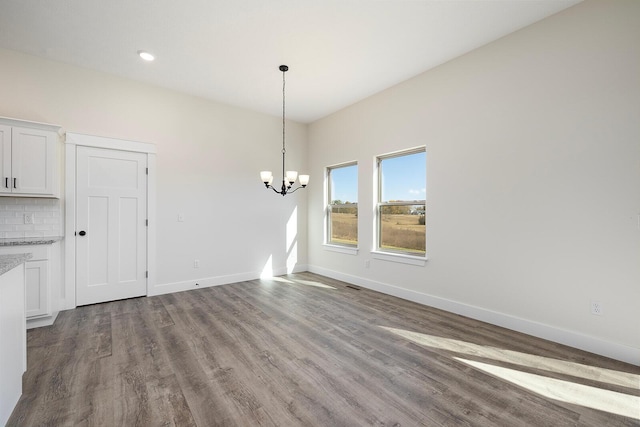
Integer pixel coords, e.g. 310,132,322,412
268,185,282,194
286,185,305,194
266,182,303,196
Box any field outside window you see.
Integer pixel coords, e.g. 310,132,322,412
327,163,358,247
377,149,426,256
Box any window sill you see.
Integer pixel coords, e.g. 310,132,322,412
371,250,427,266
323,244,359,255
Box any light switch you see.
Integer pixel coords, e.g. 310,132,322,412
178,213,184,222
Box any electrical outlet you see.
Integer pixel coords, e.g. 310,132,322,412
24,213,34,224
194,259,200,268
178,213,184,222
364,259,370,269
591,301,603,316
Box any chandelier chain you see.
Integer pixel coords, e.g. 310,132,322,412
282,69,286,155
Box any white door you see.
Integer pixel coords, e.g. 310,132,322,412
76,146,148,306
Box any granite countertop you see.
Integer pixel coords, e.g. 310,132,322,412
0,237,63,246
0,253,33,275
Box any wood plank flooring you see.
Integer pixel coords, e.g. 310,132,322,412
7,272,640,426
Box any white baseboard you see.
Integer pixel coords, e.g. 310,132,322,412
307,265,640,366
27,311,58,329
149,264,308,297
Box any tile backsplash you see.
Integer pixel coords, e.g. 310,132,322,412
0,198,62,238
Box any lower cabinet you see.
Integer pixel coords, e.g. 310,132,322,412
0,243,59,328
25,257,49,318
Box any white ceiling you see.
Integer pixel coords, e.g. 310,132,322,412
0,0,581,123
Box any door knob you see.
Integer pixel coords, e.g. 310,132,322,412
78,230,87,236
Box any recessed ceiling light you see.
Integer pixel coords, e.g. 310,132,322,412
138,50,155,61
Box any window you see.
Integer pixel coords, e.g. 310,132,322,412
376,148,426,256
326,163,358,247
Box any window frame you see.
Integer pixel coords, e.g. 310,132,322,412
374,147,426,262
325,161,359,253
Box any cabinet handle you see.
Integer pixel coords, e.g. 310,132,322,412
78,230,87,236
13,178,16,189
4,177,7,188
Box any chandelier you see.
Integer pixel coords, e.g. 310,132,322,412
260,65,309,196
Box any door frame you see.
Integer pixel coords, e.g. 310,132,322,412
64,133,156,310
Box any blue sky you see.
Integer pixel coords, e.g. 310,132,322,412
330,151,426,203
330,165,358,203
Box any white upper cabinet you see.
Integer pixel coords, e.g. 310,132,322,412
0,118,61,198
0,125,11,192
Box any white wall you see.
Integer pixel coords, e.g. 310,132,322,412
0,47,308,294
307,0,640,365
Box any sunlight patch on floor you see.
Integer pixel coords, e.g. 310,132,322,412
456,358,640,420
379,326,639,389
268,276,294,284
293,279,337,290
380,326,640,420
267,276,336,289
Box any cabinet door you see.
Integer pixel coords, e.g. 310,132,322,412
11,127,56,195
25,260,50,318
0,125,11,194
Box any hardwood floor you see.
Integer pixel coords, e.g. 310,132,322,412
7,272,640,426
